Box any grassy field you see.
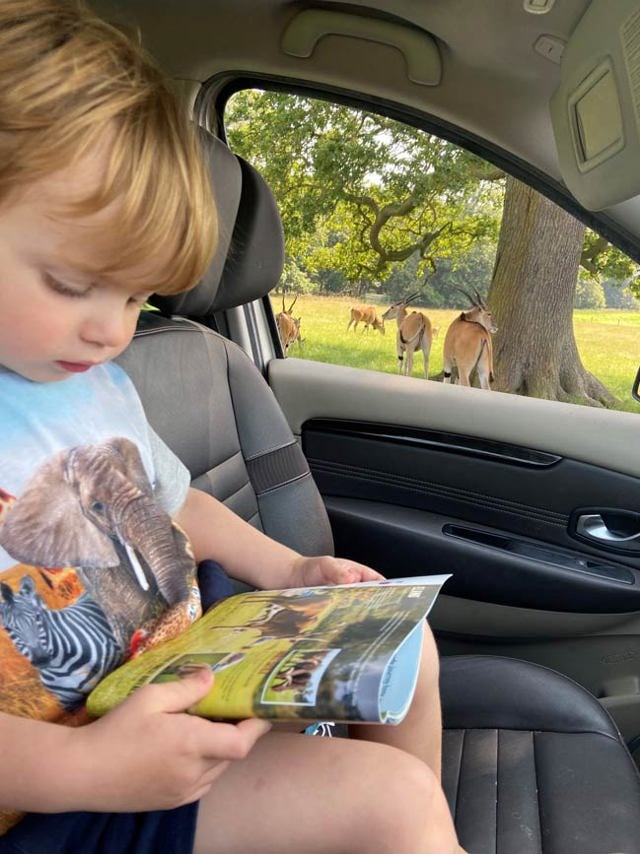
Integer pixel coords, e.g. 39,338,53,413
271,294,640,412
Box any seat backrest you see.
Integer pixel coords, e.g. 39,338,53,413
116,131,333,557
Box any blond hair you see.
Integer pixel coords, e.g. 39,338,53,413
0,0,217,294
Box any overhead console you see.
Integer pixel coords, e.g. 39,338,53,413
551,0,640,210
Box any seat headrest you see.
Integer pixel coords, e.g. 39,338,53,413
151,130,285,317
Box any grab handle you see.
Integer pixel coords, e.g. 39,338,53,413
281,10,441,86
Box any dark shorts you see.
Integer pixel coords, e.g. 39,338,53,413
0,802,199,854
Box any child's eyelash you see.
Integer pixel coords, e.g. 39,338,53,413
43,273,89,298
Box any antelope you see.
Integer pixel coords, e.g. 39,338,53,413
442,288,497,389
276,293,303,354
346,305,385,335
382,292,434,379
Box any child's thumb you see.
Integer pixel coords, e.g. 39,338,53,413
155,666,214,713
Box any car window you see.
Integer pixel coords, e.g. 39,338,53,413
224,88,640,412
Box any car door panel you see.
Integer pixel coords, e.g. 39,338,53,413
268,357,640,732
303,418,640,597
321,495,640,613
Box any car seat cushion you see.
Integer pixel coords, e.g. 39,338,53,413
441,655,640,854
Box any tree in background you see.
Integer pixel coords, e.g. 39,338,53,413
489,178,615,404
603,280,640,309
225,90,499,290
574,275,605,309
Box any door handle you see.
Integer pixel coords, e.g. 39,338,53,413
576,513,640,546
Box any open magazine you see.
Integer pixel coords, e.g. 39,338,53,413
87,574,450,725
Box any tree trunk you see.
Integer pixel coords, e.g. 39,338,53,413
488,177,615,406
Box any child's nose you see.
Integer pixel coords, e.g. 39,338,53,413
80,310,130,350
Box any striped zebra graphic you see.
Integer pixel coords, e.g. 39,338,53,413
0,574,122,711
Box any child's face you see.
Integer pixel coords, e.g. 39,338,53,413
0,148,157,383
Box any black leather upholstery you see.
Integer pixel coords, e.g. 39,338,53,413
442,656,640,853
118,130,640,854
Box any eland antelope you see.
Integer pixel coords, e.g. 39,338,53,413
346,305,385,335
276,294,303,354
443,288,497,389
382,292,434,379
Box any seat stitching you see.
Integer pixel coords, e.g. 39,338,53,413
446,724,622,741
495,728,500,854
256,471,311,495
455,728,465,831
533,731,543,854
203,448,244,471
221,480,255,503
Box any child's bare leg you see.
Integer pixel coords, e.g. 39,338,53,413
193,730,462,854
349,621,443,778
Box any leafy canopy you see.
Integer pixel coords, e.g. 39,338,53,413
225,90,500,285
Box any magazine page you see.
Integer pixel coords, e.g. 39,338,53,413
377,620,425,724
87,574,450,723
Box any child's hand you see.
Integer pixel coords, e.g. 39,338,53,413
290,555,385,588
66,668,271,812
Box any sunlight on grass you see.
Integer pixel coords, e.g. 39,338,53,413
272,296,640,412
574,310,640,410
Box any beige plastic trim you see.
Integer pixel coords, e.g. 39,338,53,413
281,9,441,86
269,357,640,478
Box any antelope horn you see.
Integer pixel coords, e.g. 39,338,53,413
287,294,298,313
281,293,286,312
473,288,488,308
404,291,421,305
453,286,476,306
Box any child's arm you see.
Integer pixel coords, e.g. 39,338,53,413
175,487,384,590
0,669,270,813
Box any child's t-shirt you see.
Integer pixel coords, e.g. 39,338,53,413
0,362,201,727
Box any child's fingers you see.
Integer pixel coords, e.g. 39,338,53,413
133,665,215,714
192,716,272,761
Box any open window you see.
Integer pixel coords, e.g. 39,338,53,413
222,87,640,410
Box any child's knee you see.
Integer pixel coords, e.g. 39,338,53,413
414,622,440,699
362,755,452,851
422,621,440,675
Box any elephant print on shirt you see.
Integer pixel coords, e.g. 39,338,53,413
0,437,201,656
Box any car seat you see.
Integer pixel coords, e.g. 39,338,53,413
116,130,640,854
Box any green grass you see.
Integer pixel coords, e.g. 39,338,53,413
273,295,640,412
574,310,640,410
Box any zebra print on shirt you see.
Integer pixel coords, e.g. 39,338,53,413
0,574,122,711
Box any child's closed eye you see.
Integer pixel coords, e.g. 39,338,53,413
43,271,91,299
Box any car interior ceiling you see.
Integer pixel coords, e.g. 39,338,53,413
99,0,640,850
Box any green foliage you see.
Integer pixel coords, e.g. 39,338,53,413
226,87,637,335
279,258,315,295
603,279,640,308
225,90,502,286
574,275,605,309
581,230,639,282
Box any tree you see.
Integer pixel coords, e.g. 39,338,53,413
489,177,615,405
225,91,499,286
603,280,640,309
574,275,605,309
